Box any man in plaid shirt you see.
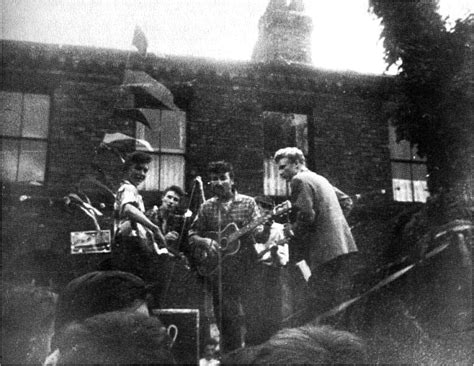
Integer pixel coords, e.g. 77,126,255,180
189,161,264,352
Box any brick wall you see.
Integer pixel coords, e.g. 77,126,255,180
1,40,394,280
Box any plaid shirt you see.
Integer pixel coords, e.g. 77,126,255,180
189,192,261,236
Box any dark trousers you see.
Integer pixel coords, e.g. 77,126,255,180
245,264,284,345
209,249,275,352
210,278,244,352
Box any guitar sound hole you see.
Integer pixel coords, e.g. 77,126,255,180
220,239,228,248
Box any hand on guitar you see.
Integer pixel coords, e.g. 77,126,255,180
190,236,219,263
165,231,180,242
254,241,289,267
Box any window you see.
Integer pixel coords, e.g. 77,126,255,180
389,124,429,202
135,109,186,191
263,111,307,196
1,91,50,183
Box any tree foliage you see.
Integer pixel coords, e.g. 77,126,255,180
369,0,473,194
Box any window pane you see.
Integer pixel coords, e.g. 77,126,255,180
391,162,412,180
1,138,20,181
0,91,22,137
159,154,185,189
264,158,289,196
17,140,47,182
411,163,428,181
23,93,50,138
291,114,308,155
136,110,186,153
263,111,307,157
391,162,429,202
137,110,161,150
388,125,411,160
413,180,429,203
411,145,427,162
141,154,185,191
412,164,429,202
392,179,413,202
161,110,186,151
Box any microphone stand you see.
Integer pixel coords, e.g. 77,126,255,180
217,205,224,354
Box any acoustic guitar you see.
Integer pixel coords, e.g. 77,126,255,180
195,200,291,276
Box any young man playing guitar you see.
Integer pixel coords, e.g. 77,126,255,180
188,161,265,352
251,195,292,344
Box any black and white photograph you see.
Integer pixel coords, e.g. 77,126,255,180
2,0,472,364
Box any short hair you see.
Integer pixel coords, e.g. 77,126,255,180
163,185,185,198
52,271,149,350
57,311,175,365
2,283,58,364
222,324,367,365
123,151,152,172
207,160,234,180
274,147,306,164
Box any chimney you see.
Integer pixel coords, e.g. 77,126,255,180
252,0,313,64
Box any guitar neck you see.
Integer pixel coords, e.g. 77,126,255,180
227,215,269,243
225,200,291,243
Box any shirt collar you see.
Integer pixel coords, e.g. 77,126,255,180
211,190,243,204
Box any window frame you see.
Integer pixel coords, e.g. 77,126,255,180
135,109,186,191
1,91,51,184
262,111,308,197
388,124,429,203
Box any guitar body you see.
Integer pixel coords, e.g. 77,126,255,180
204,223,241,256
195,223,241,277
195,200,292,277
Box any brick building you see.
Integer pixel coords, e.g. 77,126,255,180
1,1,430,303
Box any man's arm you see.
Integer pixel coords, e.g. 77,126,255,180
188,206,218,249
291,177,317,229
123,203,166,246
333,186,353,217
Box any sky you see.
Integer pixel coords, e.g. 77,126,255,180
2,0,472,75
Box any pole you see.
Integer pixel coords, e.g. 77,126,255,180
217,206,223,353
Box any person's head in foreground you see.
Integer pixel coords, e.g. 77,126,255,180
51,271,151,352
57,311,175,365
222,324,367,365
2,282,58,364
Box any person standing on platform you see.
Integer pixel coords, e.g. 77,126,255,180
251,195,290,343
274,147,358,322
188,161,263,352
113,151,167,283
